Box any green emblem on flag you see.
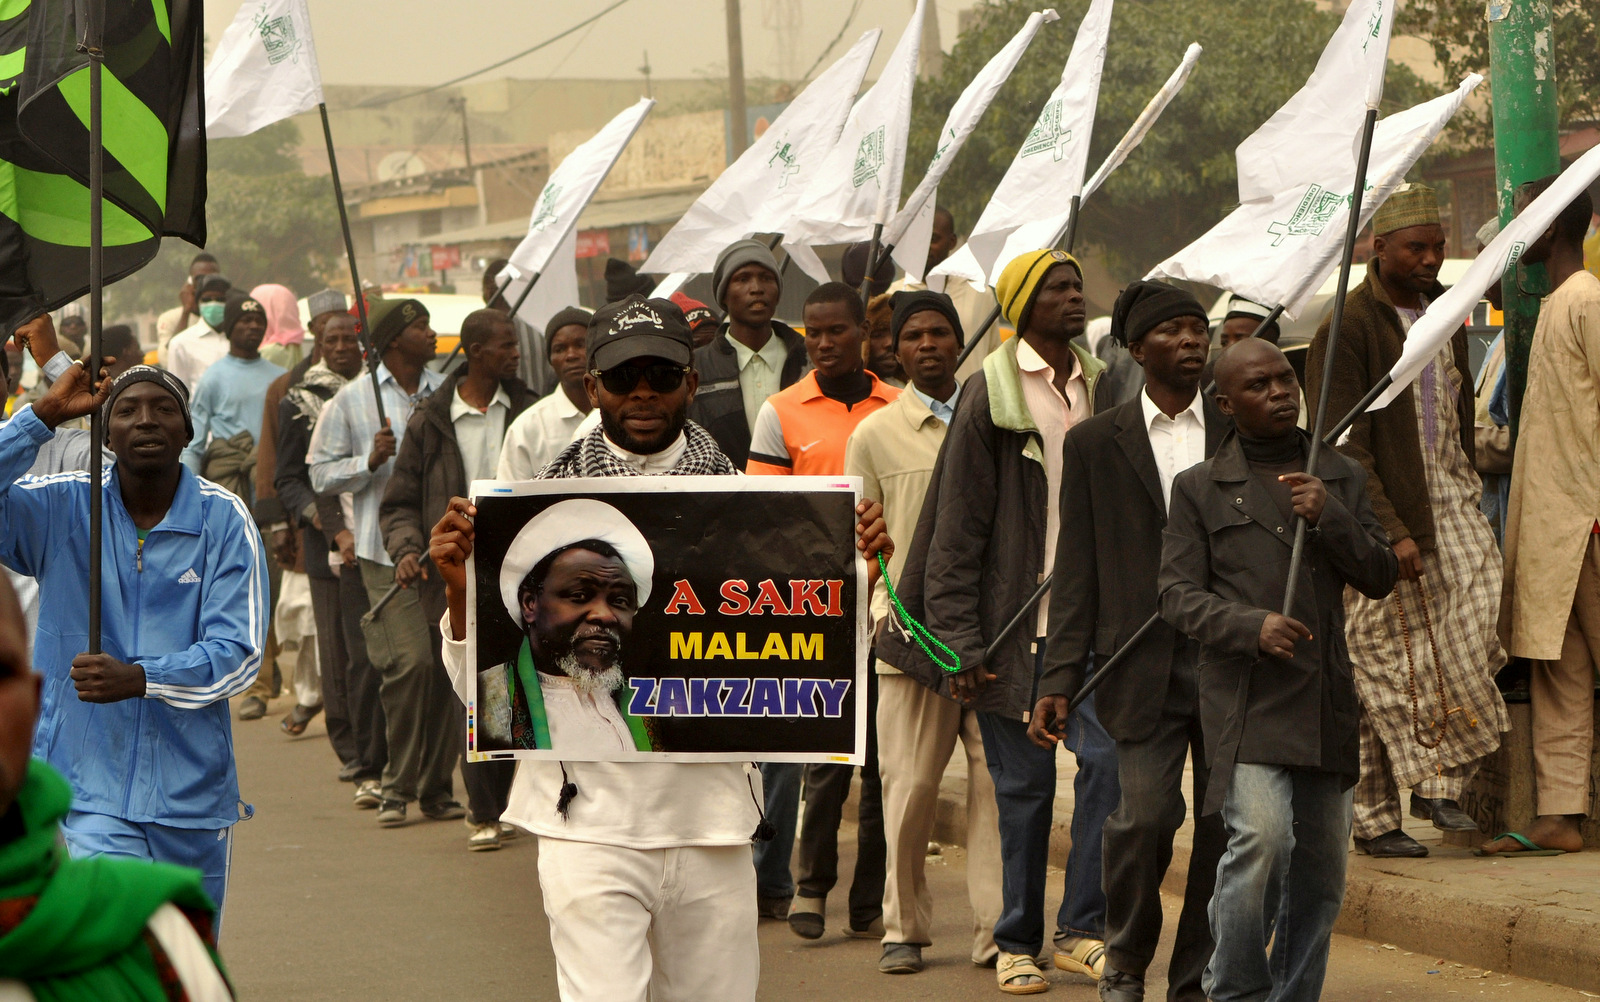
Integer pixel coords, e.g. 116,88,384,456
768,140,799,189
930,127,955,166
851,126,885,188
1364,0,1384,49
529,183,563,232
1267,184,1348,247
1020,100,1072,161
255,5,302,66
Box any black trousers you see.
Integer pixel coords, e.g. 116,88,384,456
308,573,357,768
1102,642,1226,1002
795,668,885,929
336,565,387,782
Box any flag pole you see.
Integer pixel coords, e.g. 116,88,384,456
859,222,884,308
953,193,1080,374
82,3,105,655
1060,115,1384,721
505,269,544,318
319,102,386,426
1281,105,1379,617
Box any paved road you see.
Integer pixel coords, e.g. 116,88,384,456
225,696,1585,1000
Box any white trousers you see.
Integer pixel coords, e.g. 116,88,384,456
275,570,321,707
536,837,759,1002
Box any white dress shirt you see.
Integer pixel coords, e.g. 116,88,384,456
165,320,229,393
449,383,510,483
496,388,588,480
1140,387,1208,510
727,330,789,432
1015,338,1089,635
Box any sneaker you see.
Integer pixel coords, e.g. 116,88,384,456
376,800,407,827
353,780,382,809
422,800,467,821
237,696,267,721
467,822,501,851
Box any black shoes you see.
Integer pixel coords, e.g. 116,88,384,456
788,899,824,940
1354,828,1429,857
879,943,924,974
1409,793,1481,832
1099,968,1146,1002
756,895,790,920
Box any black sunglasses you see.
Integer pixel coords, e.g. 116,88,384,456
591,362,691,395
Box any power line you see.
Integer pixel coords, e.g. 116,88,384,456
346,0,636,110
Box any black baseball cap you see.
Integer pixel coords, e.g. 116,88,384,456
587,294,695,371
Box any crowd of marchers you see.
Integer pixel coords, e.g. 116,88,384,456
1,176,1597,1002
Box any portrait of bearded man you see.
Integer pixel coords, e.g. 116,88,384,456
479,498,658,753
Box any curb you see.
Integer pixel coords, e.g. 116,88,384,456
914,777,1600,993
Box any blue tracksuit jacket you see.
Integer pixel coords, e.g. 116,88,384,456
0,405,267,828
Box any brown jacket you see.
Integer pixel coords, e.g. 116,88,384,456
1304,262,1473,552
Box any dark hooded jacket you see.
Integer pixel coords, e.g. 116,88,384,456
688,321,809,468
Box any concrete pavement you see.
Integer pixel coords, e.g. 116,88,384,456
223,693,1593,999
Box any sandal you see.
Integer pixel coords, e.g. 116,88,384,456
1473,831,1567,857
280,703,323,736
1053,936,1106,977
996,952,1049,995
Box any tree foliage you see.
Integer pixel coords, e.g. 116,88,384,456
108,120,342,321
907,0,1434,282
1398,0,1598,148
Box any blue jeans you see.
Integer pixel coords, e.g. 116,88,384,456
1205,764,1353,1002
753,762,802,900
977,646,1118,955
62,810,235,933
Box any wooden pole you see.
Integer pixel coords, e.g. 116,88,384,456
319,102,386,426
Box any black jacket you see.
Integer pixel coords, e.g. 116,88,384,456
379,372,537,618
274,377,342,580
1157,431,1398,814
688,322,808,469
1039,394,1230,742
877,339,1111,721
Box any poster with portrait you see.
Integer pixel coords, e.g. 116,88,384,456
465,476,869,764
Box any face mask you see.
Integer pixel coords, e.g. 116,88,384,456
198,301,226,328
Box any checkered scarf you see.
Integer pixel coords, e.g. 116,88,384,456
536,419,737,479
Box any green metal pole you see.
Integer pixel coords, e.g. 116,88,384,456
1488,0,1559,441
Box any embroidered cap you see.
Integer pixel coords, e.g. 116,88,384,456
586,294,695,371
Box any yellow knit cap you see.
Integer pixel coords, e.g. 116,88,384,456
1372,182,1441,236
995,249,1081,331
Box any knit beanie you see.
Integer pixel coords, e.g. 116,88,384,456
995,249,1080,334
712,239,782,308
367,298,428,356
604,258,654,304
102,364,193,443
220,290,265,336
890,289,964,347
1109,280,1208,346
544,306,594,358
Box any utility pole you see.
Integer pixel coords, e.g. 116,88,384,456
452,95,473,169
640,50,653,99
726,0,748,157
1489,0,1559,440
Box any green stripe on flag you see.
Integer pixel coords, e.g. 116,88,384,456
0,47,22,87
0,163,152,246
0,0,29,19
56,68,168,215
148,0,170,46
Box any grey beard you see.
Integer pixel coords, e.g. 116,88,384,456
556,652,624,698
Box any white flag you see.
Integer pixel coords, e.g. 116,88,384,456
502,227,581,332
205,0,325,139
1235,0,1393,203
885,10,1059,281
1371,140,1600,411
782,0,927,273
1147,76,1480,319
1081,42,1201,202
641,31,881,277
927,0,1114,290
507,98,654,280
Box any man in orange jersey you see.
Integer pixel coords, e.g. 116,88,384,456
748,280,898,940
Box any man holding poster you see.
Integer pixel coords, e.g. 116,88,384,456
430,295,892,1002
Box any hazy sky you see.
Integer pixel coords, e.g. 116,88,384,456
208,0,967,87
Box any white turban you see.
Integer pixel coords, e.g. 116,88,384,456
498,498,655,627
